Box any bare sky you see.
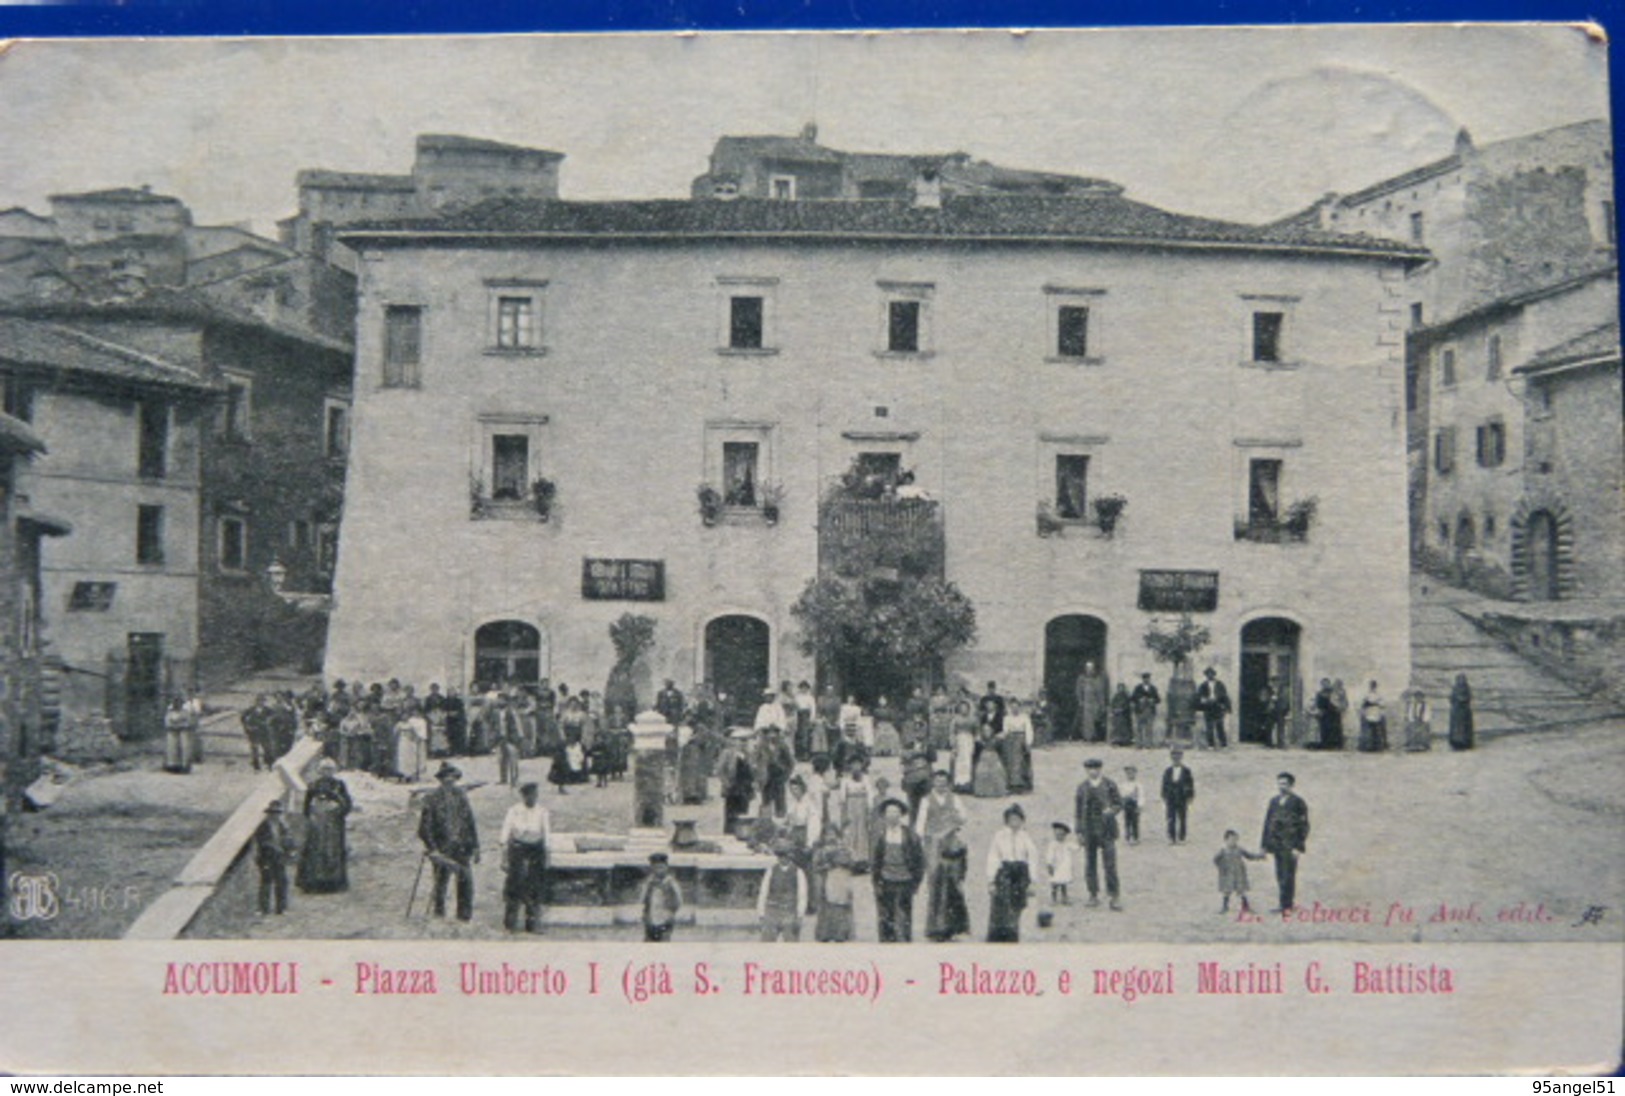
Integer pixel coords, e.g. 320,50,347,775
0,25,1610,233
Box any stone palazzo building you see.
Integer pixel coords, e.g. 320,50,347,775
327,181,1426,741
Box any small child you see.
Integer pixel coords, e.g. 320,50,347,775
1120,765,1143,845
814,836,855,943
639,852,684,941
1213,829,1265,914
1046,822,1074,904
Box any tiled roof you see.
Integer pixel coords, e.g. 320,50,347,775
1334,153,1462,209
49,186,183,206
0,316,217,392
0,288,353,355
1516,321,1621,375
714,136,846,164
1413,263,1618,341
341,194,1429,260
418,134,564,159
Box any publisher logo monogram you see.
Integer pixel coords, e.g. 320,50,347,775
8,872,60,922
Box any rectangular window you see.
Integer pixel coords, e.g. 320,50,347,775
324,402,349,460
1410,211,1425,244
220,377,251,440
770,175,796,200
490,434,530,500
288,519,312,552
495,296,534,349
1247,459,1282,526
218,516,247,572
136,504,164,565
1054,455,1089,520
1251,312,1284,363
1438,519,1451,545
722,441,760,507
1434,427,1456,474
1056,305,1090,359
137,401,168,479
317,524,338,574
1410,302,1424,329
383,305,423,387
729,296,765,350
1476,421,1506,467
1487,334,1503,380
888,300,921,353
2,375,32,422
1484,513,1497,538
1440,347,1457,386
1405,360,1419,413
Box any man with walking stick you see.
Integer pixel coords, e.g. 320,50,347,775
418,763,480,921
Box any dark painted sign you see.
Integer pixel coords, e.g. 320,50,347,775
582,558,665,601
1137,569,1219,612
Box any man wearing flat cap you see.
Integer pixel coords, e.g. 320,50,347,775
1074,759,1124,910
252,800,296,915
870,797,926,941
419,763,479,921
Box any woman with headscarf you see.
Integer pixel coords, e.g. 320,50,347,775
1402,687,1433,752
985,804,1038,942
296,758,353,893
1358,681,1389,752
1109,683,1134,746
1313,679,1341,750
1448,674,1475,751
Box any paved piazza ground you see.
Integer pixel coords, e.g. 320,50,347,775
191,721,1625,944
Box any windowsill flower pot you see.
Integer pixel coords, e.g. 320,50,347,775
697,484,723,526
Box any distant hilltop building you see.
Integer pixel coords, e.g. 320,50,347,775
691,123,1123,203
279,134,566,267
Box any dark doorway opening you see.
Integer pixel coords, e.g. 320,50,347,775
1239,617,1301,744
474,620,542,687
125,632,165,740
1525,510,1560,601
1043,615,1108,740
704,615,770,727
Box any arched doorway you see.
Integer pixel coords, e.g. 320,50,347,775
473,620,542,687
704,615,770,728
1043,615,1108,741
1525,509,1560,601
1239,617,1301,745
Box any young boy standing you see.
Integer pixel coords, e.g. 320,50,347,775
639,852,684,941
1120,765,1143,845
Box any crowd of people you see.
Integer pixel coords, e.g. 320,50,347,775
242,667,1477,935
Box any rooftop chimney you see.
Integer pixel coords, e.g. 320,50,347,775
801,121,818,143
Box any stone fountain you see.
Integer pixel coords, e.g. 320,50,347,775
542,710,773,926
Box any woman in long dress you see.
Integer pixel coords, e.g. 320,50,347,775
296,760,352,893
1000,699,1034,794
838,760,874,872
925,827,971,942
1402,688,1433,752
1448,674,1475,751
985,804,1038,942
162,696,192,774
972,730,1009,798
1108,684,1134,747
950,701,978,794
395,703,429,782
1358,681,1388,752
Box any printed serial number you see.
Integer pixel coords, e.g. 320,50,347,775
1534,1083,1615,1094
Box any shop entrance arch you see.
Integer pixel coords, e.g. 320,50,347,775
1239,616,1300,744
473,620,544,687
1042,614,1109,740
704,614,771,728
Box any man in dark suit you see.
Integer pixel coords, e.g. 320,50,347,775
869,798,926,941
977,682,1006,738
1195,667,1231,749
419,763,480,921
655,679,686,728
1073,758,1123,910
1159,747,1196,845
1260,772,1310,912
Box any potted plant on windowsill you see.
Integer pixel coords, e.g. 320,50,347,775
531,476,557,522
1036,500,1065,537
697,483,723,526
761,483,785,526
1091,493,1128,539
1284,496,1318,541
